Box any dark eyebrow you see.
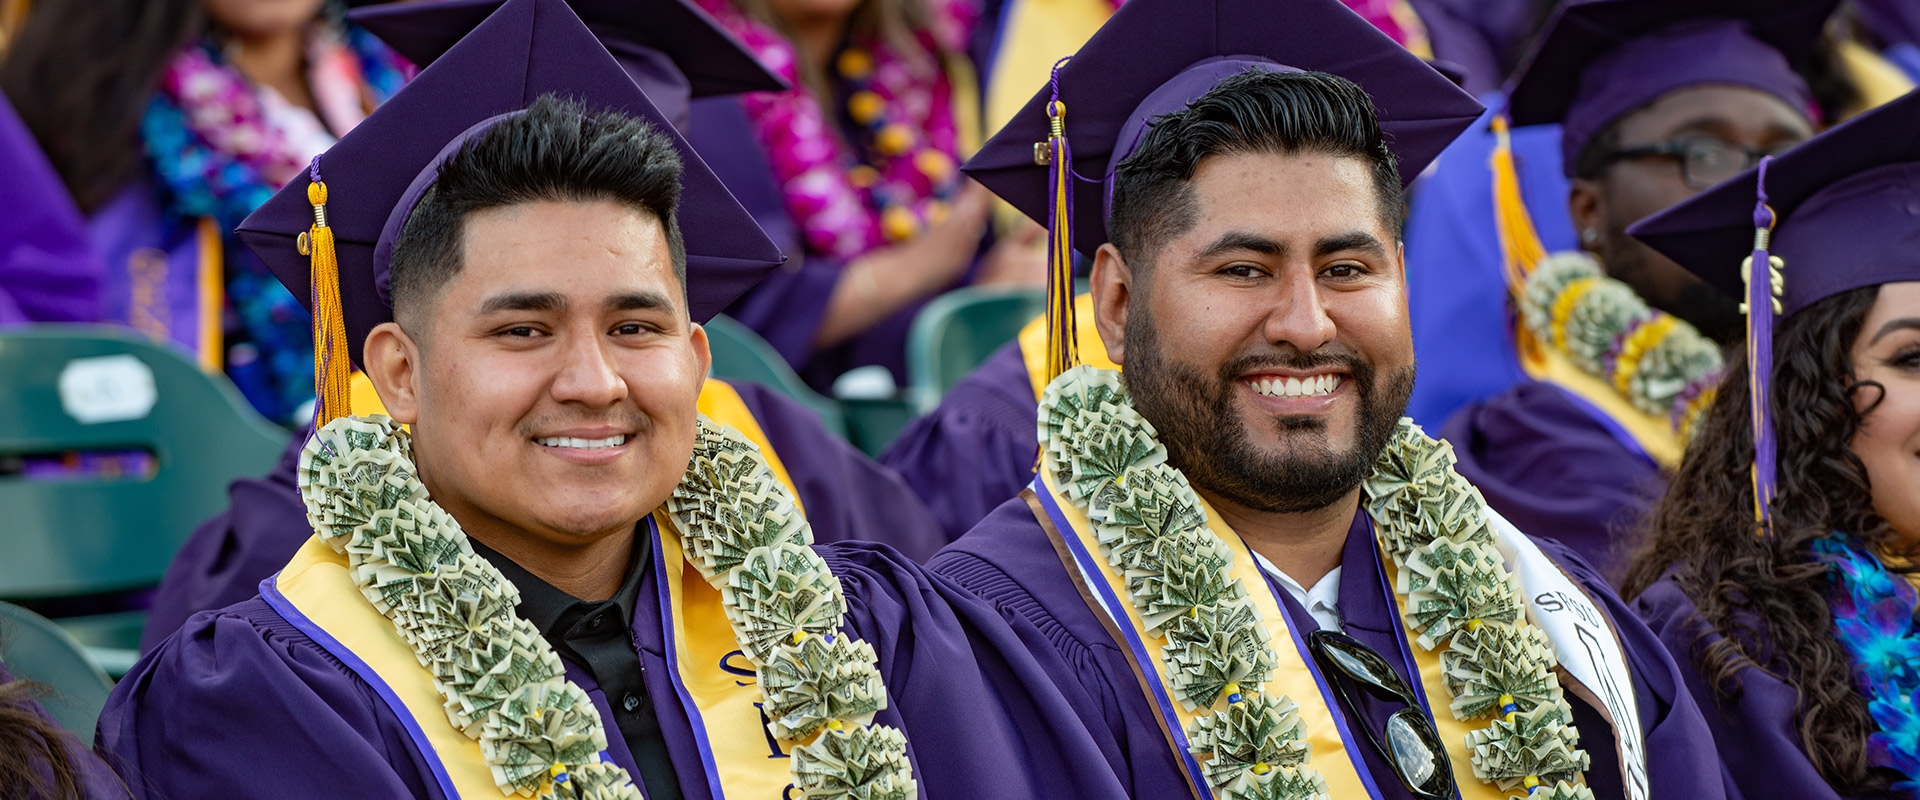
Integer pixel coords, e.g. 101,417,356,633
605,291,676,313
1314,231,1388,260
1869,317,1920,346
1196,232,1287,261
477,291,567,315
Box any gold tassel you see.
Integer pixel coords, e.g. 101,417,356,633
1490,113,1548,368
305,178,352,428
1043,99,1078,384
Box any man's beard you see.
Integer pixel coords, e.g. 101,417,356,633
1122,310,1415,515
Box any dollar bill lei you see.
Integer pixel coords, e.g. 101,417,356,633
299,415,915,800
1039,366,1594,800
1521,251,1723,442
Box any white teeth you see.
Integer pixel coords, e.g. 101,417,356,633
536,435,628,449
1250,375,1341,398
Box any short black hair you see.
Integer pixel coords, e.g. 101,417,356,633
389,94,688,326
1108,69,1405,270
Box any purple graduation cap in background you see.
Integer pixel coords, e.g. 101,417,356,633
1504,0,1834,178
1629,88,1920,534
237,0,785,423
962,0,1483,384
349,0,785,131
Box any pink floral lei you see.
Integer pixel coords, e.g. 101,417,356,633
695,0,975,261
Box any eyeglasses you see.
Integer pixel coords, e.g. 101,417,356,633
1306,629,1455,800
1603,135,1793,190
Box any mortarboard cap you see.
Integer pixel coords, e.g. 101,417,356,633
1507,0,1834,178
963,0,1481,385
350,0,784,131
1626,88,1920,537
238,0,785,424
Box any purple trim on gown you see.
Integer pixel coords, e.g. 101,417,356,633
1632,578,1863,800
1442,380,1666,583
881,341,1038,542
929,496,1725,800
140,381,946,652
0,89,104,326
100,542,1129,799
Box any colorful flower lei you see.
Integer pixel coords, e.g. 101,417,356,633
1040,365,1592,800
1811,535,1920,796
299,415,913,800
692,0,972,261
1520,252,1723,442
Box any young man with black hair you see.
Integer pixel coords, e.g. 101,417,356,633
98,3,1124,797
933,1,1724,798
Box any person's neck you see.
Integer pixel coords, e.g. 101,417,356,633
782,11,849,82
1195,487,1360,590
227,25,316,114
464,522,636,602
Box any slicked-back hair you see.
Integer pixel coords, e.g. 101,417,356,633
1108,69,1405,272
389,95,688,328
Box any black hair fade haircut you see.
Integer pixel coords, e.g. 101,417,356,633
389,94,688,327
1108,69,1406,272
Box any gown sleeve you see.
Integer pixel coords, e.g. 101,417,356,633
99,598,444,799
881,343,1042,542
821,539,1130,800
0,89,104,325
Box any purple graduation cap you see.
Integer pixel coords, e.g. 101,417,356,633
962,0,1482,383
1505,0,1834,178
237,0,784,426
349,0,784,130
1629,88,1920,534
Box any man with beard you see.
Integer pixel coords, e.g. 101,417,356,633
931,1,1725,798
1441,0,1829,579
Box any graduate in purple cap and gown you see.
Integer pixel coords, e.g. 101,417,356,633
1440,0,1833,581
0,0,413,423
97,3,1126,797
928,1,1722,799
1622,87,1920,800
140,0,946,655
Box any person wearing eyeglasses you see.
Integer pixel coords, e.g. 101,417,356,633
929,1,1725,798
1622,88,1920,800
1440,0,1829,583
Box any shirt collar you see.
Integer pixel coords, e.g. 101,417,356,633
468,527,651,640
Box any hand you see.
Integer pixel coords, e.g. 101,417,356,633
972,217,1048,288
876,180,995,298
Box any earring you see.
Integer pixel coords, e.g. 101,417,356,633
1581,227,1599,245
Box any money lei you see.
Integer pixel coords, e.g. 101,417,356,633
298,414,914,800
1521,251,1722,442
1040,366,1596,800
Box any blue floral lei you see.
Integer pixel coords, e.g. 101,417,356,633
1811,534,1920,796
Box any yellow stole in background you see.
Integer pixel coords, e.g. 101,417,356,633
1019,294,1118,400
1522,344,1683,470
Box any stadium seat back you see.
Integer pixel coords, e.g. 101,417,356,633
703,315,848,438
0,601,114,744
906,287,1044,412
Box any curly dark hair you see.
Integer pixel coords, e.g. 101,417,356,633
1623,283,1904,793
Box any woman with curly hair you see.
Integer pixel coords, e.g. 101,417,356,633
1623,88,1920,798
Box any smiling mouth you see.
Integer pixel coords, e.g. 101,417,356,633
1246,374,1343,399
535,435,630,450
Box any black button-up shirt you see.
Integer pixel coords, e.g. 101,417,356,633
469,535,682,800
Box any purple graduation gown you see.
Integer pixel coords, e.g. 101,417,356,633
1633,578,1865,800
1442,381,1666,584
0,89,104,326
929,495,1725,800
140,381,946,652
98,542,1127,800
880,341,1036,542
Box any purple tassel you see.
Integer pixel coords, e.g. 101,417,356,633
1746,157,1782,535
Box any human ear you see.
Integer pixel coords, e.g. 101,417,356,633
688,321,712,393
1568,179,1606,258
1090,243,1132,366
363,322,423,425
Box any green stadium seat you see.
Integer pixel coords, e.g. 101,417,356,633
0,601,114,743
702,315,848,439
905,286,1045,412
0,326,288,675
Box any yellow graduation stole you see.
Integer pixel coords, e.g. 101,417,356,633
1030,470,1512,800
1521,343,1683,470
279,374,811,798
1017,293,1117,401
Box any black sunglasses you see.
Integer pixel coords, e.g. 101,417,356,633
1307,629,1456,800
